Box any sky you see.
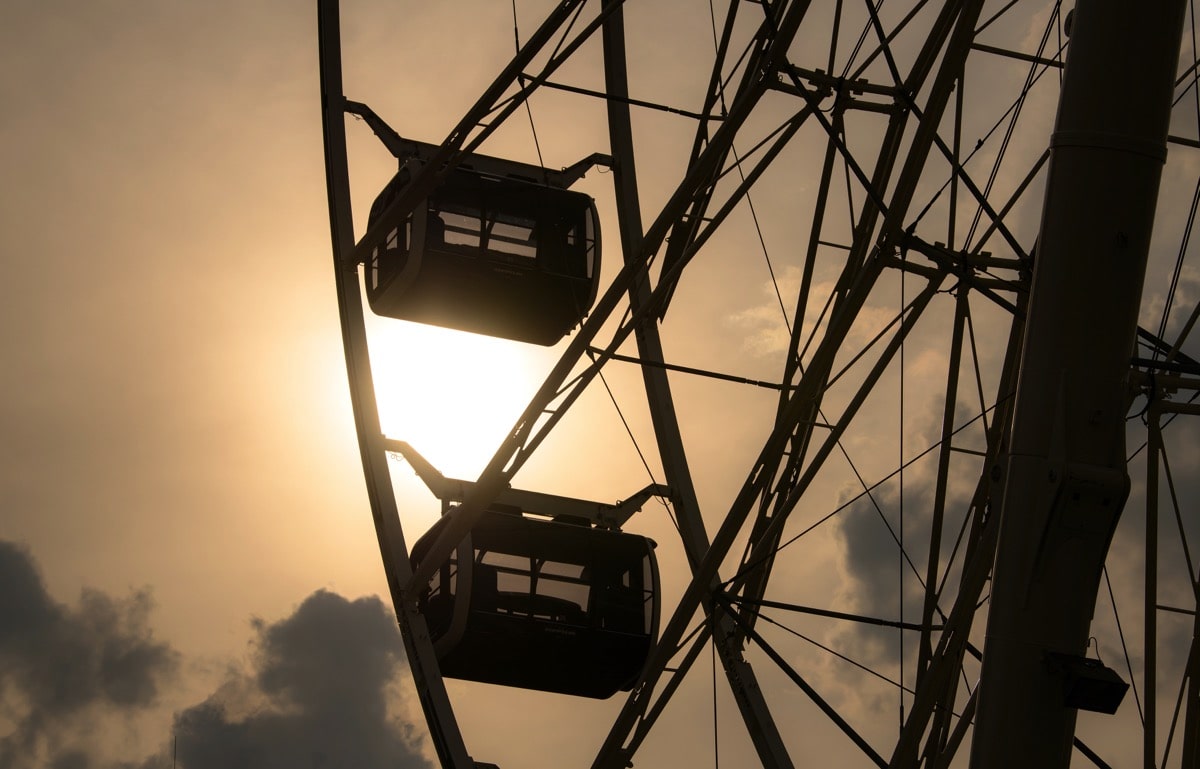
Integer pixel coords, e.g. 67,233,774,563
2,1,1199,768
0,2,424,765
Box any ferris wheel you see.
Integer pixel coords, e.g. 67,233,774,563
319,1,1200,767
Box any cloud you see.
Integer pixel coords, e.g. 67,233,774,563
0,540,178,769
817,391,989,717
0,542,433,769
831,479,944,662
163,590,433,769
1140,263,1200,357
728,266,902,359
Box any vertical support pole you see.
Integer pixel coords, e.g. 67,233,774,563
1154,400,1200,768
970,2,1185,768
1181,600,1200,769
1146,406,1160,769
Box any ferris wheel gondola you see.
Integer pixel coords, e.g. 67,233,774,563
413,508,659,699
362,156,602,345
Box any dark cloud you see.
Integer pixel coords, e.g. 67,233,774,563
828,451,987,683
840,474,976,611
164,590,433,769
833,391,1002,629
0,542,433,769
0,540,178,769
834,479,937,662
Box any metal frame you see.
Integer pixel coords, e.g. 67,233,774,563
1144,392,1200,769
319,1,1200,767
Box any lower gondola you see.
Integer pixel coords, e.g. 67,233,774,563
411,509,659,699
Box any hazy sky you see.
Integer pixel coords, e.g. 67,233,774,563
3,2,1199,768
0,2,423,764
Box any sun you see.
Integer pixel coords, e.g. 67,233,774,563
365,318,547,481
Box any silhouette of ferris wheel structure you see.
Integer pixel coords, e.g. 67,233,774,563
320,1,1200,767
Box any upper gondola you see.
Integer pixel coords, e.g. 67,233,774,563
361,157,601,345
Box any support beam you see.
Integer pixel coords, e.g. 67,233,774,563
970,2,1187,767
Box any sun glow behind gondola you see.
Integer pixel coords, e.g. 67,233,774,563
365,319,546,480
